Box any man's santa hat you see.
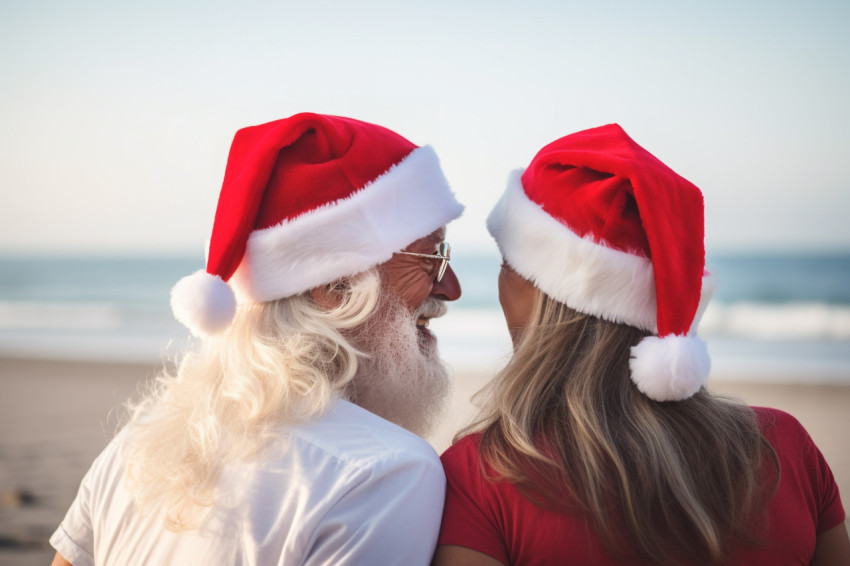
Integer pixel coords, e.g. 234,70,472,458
487,124,715,402
171,112,464,337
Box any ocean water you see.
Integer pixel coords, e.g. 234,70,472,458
1,252,849,383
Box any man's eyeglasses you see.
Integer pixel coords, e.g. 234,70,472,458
396,242,451,282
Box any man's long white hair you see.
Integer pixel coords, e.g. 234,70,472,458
123,270,381,532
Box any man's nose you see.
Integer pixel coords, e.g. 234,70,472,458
431,264,461,301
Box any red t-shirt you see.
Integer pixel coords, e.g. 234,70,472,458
438,407,845,565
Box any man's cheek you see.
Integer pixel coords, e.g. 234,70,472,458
385,274,430,310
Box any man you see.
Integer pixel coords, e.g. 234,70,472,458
49,113,464,565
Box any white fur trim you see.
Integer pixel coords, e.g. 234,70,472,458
171,270,237,337
229,145,464,303
488,170,714,333
629,334,710,401
488,169,657,331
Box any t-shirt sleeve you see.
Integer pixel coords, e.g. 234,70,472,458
437,435,508,563
49,436,122,566
805,427,845,532
758,407,846,534
301,449,446,566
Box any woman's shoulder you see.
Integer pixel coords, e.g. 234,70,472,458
750,405,812,447
751,405,802,428
440,433,485,473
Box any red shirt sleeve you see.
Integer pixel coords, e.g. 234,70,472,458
755,406,845,533
437,435,509,563
806,425,845,532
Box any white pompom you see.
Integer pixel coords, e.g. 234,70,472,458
170,269,237,337
629,334,711,402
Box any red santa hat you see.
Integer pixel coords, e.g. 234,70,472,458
171,112,464,337
487,124,715,402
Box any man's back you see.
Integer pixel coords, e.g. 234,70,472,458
51,399,446,565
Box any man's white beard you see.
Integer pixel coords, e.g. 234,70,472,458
347,293,451,438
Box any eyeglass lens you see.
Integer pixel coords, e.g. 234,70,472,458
436,242,450,282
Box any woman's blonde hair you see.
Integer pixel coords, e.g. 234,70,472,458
123,270,381,532
465,290,779,565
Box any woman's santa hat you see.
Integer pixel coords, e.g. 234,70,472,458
487,124,715,402
171,112,464,337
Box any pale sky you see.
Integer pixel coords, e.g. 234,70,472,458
2,0,848,256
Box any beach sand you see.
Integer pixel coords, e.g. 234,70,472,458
2,357,848,565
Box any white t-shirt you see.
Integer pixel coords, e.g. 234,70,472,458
50,399,446,565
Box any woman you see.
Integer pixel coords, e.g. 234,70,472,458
433,124,849,565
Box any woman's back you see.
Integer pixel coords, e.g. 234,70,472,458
438,406,844,565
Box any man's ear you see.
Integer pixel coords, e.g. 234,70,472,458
309,281,345,310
